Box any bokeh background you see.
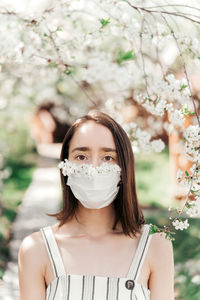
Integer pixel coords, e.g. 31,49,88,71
0,0,200,299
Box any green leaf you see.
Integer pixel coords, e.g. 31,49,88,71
116,50,136,65
149,224,159,234
185,170,189,177
197,56,200,60
43,33,48,37
180,84,188,91
100,18,110,27
186,201,195,208
165,231,176,241
65,70,72,75
182,106,195,116
56,27,62,31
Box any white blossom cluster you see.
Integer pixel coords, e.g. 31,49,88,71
186,195,200,217
169,109,185,127
135,74,192,120
175,164,200,221
183,125,200,163
58,158,121,178
176,32,200,56
172,219,189,230
123,122,165,153
176,164,199,188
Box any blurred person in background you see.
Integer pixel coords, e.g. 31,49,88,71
30,102,70,144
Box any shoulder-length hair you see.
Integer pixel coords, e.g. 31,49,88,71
50,110,145,237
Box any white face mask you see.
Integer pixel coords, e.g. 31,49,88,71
58,159,121,209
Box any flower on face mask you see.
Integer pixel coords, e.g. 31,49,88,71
58,159,121,178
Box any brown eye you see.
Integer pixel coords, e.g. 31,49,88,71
76,155,86,161
104,156,114,161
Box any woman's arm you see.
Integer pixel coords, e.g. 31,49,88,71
18,232,46,300
148,232,175,300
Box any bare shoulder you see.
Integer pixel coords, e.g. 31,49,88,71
149,231,174,254
148,232,174,270
18,230,48,298
18,230,47,272
19,230,44,254
150,231,173,249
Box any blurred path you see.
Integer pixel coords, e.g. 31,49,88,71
0,156,61,300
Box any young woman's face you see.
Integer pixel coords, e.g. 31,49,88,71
68,121,118,167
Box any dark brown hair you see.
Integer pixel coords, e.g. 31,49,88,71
50,110,145,237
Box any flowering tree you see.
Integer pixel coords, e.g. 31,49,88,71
0,0,200,238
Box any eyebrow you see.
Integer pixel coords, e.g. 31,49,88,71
71,147,117,153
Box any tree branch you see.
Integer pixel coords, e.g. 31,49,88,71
125,1,200,25
162,14,200,127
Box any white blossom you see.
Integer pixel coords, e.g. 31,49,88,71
168,206,173,211
165,103,174,112
186,196,200,217
191,275,200,285
184,125,200,142
190,163,198,174
58,159,121,178
151,139,165,152
172,219,189,230
169,109,185,126
176,169,183,180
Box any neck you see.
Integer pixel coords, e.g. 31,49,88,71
65,203,123,238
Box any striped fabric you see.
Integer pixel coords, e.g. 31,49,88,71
40,224,152,300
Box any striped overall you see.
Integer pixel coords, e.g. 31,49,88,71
40,224,152,300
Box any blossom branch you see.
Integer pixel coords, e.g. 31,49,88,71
125,1,200,25
168,163,198,225
161,14,200,127
41,21,98,107
139,16,151,98
150,14,200,239
144,4,200,14
70,74,98,108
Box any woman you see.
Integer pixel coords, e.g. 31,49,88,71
18,110,174,299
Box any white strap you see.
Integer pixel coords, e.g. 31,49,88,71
40,226,66,278
127,224,152,280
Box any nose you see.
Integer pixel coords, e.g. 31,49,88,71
91,157,101,168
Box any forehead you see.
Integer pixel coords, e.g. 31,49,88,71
69,121,116,150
